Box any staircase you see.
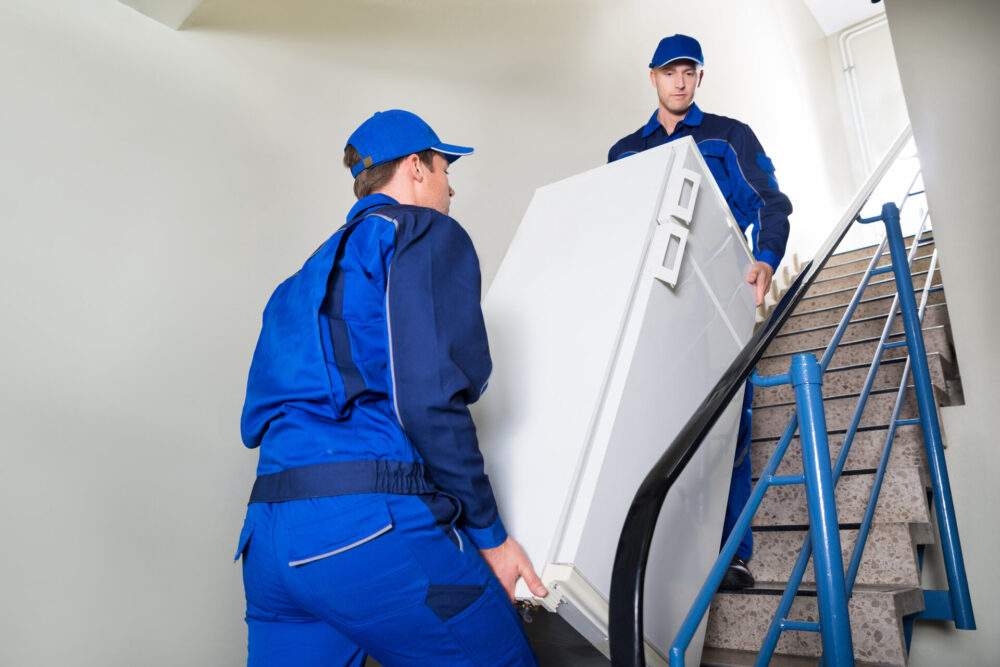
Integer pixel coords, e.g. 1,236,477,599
701,230,962,666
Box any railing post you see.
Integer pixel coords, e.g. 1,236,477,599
790,353,854,666
877,202,976,630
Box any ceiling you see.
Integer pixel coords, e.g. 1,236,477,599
803,0,885,35
119,0,885,37
117,0,204,29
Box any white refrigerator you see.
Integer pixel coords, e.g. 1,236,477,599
473,137,757,666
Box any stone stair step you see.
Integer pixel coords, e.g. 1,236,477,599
797,271,942,312
752,522,928,587
755,325,952,379
778,288,946,333
818,244,935,280
754,467,930,529
700,646,885,667
764,303,950,356
753,354,950,409
818,250,936,282
791,284,944,319
810,259,939,295
751,424,929,484
752,388,922,440
821,233,933,267
705,584,924,666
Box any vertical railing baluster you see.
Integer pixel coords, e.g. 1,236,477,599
790,353,854,666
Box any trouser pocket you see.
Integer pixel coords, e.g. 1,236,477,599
286,496,426,626
439,584,537,666
286,496,393,566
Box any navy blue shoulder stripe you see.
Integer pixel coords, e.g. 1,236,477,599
322,221,367,405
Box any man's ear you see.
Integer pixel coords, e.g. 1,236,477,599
649,68,657,87
404,153,424,182
697,69,704,87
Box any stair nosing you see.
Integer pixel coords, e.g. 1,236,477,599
787,286,943,320
759,326,946,362
821,239,934,269
772,303,947,341
754,386,915,411
803,269,935,302
715,582,921,596
750,422,919,444
812,255,936,287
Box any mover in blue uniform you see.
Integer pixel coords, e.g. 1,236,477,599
608,34,793,590
235,109,546,666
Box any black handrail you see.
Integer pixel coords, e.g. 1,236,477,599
607,127,914,666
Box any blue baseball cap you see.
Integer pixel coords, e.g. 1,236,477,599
649,34,704,69
346,109,473,178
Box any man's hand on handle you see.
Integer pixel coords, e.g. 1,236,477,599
479,537,548,602
747,261,774,307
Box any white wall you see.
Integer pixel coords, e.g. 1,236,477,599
884,1,1000,664
849,21,909,167
820,15,917,253
0,1,854,664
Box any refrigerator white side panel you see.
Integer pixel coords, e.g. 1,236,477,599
568,273,747,666
474,138,757,662
564,141,755,664
473,147,676,590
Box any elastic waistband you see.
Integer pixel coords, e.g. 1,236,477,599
249,460,436,503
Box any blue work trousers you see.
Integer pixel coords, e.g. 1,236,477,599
236,493,538,666
720,381,754,562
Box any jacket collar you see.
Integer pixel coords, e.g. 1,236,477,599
641,102,704,138
346,193,399,222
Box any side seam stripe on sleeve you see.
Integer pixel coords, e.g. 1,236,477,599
371,212,408,432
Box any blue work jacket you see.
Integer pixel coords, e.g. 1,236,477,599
240,194,507,549
608,104,792,270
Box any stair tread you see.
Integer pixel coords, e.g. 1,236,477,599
716,581,921,595
754,466,930,527
778,292,948,333
812,258,936,289
701,646,885,667
755,326,952,383
771,303,948,341
801,269,938,303
816,252,936,281
706,582,923,665
752,353,953,410
828,231,932,255
789,285,944,318
821,247,935,272
754,383,922,410
774,301,948,335
750,522,927,586
821,241,935,270
752,389,920,439
760,324,946,360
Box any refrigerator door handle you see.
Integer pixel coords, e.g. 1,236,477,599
647,221,688,288
658,167,701,226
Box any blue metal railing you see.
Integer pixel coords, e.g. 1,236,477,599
608,127,975,665
861,203,974,630
748,207,951,666
751,198,936,666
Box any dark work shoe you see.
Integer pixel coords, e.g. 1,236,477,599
720,556,755,590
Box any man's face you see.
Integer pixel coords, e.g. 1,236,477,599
650,60,703,116
418,153,454,215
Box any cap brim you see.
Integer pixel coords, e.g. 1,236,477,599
651,55,703,68
432,143,474,162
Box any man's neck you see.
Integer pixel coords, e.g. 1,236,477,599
657,106,688,136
